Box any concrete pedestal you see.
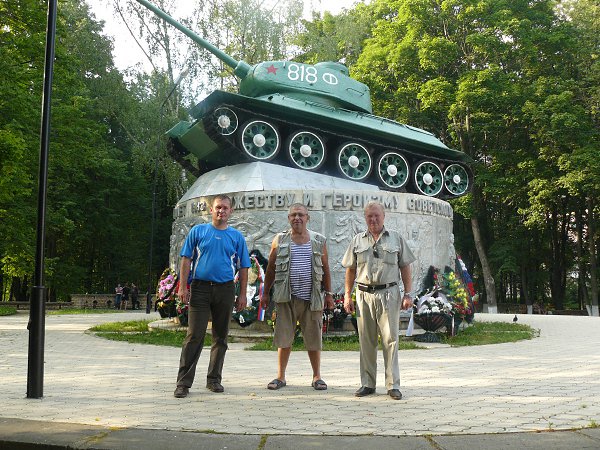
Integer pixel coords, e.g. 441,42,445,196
169,162,457,294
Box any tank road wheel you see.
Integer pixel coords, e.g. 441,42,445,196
414,161,443,197
444,164,469,196
286,131,326,171
376,152,409,190
240,120,280,161
213,107,238,135
336,143,372,181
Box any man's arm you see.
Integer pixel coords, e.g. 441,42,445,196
235,267,249,310
259,236,278,309
344,267,356,314
400,264,413,310
177,256,192,303
321,242,334,310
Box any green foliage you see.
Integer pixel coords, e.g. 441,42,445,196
340,0,598,308
87,320,536,350
88,320,209,347
47,308,123,316
440,321,538,346
0,306,17,316
245,334,423,351
90,320,154,332
0,0,169,301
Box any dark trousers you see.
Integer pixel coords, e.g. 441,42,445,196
176,280,235,388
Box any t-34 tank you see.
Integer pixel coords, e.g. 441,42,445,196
136,0,472,197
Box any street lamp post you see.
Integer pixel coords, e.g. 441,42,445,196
27,0,57,399
146,68,189,314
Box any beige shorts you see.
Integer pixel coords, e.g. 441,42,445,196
273,297,323,351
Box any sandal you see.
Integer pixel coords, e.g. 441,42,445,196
267,379,286,390
311,379,327,390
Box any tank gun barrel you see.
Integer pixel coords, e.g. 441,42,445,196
134,0,251,78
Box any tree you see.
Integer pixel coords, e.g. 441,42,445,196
0,0,160,300
346,0,589,311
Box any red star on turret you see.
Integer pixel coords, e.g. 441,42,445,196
266,64,278,74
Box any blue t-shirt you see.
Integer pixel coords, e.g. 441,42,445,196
180,223,251,283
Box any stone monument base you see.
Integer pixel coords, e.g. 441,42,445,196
170,162,457,295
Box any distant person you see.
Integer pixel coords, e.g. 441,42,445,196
131,283,140,310
146,289,153,314
114,284,123,310
259,203,334,391
121,283,131,310
174,195,250,398
342,201,416,400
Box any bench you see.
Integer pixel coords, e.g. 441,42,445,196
1,301,74,310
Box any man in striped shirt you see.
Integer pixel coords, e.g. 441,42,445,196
260,203,334,391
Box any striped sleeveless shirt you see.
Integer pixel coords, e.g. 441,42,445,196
289,241,313,301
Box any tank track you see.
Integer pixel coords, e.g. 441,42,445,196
198,103,471,198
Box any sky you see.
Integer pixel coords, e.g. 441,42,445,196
88,0,363,74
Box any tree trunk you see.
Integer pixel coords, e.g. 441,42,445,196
471,217,497,313
589,197,598,316
548,207,567,310
576,205,589,310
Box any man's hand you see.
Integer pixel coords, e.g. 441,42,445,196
344,293,355,314
177,285,190,304
401,294,413,311
324,293,334,311
259,291,270,311
235,295,247,311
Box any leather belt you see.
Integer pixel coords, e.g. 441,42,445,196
357,282,397,293
194,280,234,286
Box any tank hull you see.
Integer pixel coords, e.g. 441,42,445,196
168,91,472,198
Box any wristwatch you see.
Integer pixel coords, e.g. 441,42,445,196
324,291,334,296
403,293,414,301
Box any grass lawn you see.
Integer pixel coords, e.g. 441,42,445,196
88,320,208,347
48,308,128,315
88,319,538,351
441,321,539,346
0,306,17,316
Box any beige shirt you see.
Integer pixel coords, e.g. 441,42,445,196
342,228,416,285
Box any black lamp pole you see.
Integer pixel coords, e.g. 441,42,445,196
27,0,57,399
146,69,188,313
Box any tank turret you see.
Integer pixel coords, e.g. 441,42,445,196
136,0,472,198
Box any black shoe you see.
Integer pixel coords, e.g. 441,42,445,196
173,386,189,398
388,389,403,400
355,386,376,397
206,381,224,393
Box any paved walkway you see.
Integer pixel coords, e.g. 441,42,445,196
0,311,599,448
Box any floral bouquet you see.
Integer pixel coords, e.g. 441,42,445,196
408,264,477,339
155,268,179,319
323,293,347,331
411,291,454,335
176,298,189,326
438,270,473,322
414,294,454,316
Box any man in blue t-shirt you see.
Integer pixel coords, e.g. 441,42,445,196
174,194,250,398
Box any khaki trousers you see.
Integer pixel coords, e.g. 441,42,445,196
356,288,401,390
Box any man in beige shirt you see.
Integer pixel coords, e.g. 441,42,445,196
342,201,416,400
